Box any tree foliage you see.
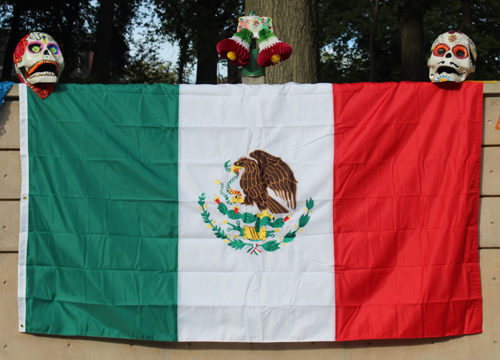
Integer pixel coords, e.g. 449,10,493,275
153,0,243,84
90,0,142,83
1,0,499,84
1,0,96,81
0,0,153,83
319,0,500,83
122,42,181,83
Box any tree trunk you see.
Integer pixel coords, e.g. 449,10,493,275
461,0,473,37
59,1,81,77
245,0,318,84
2,3,23,81
194,0,219,84
178,36,189,84
461,0,474,80
369,0,380,82
195,47,218,84
400,0,424,81
91,0,115,82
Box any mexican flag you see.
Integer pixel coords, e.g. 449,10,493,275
18,82,483,342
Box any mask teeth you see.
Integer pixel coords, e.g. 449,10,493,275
26,60,58,77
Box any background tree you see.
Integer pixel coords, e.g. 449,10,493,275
90,0,142,83
319,0,398,83
245,0,319,84
90,0,116,82
123,42,179,84
1,0,24,81
1,0,499,84
400,0,424,81
0,0,144,84
152,0,195,84
368,0,380,81
154,0,243,84
1,0,95,81
319,0,500,83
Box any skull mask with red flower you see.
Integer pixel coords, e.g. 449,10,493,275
13,32,64,84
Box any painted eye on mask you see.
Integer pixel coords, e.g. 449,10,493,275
28,42,43,54
47,44,59,55
452,44,468,59
432,43,450,57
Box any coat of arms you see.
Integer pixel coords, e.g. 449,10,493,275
199,150,314,255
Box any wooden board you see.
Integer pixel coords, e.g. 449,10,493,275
1,250,498,359
483,96,500,145
483,81,500,95
0,152,21,199
4,85,19,99
0,202,19,252
0,101,19,149
480,198,500,248
481,147,500,196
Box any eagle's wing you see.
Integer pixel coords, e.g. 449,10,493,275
240,161,267,211
250,150,298,210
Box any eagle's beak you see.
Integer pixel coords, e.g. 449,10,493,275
231,165,243,175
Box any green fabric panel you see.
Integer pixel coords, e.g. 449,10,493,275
25,84,179,341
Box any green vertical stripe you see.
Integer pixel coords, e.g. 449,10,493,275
25,84,179,341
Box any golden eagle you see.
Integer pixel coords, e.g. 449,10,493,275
231,150,297,214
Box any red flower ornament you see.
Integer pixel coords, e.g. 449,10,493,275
217,28,252,67
13,34,29,65
257,28,292,68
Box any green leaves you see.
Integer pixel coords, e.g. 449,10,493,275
262,241,280,252
299,198,314,228
299,214,310,228
228,239,246,250
306,198,314,211
201,212,210,223
199,195,211,225
199,192,316,256
212,225,228,240
198,193,206,208
283,231,296,243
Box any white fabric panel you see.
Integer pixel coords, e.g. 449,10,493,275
18,84,28,332
178,83,335,342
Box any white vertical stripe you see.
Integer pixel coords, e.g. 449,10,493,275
18,84,29,332
178,83,335,342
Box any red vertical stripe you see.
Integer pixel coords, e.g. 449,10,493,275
333,82,483,341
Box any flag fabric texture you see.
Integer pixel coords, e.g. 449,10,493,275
17,82,483,342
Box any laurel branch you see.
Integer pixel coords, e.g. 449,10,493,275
198,193,314,256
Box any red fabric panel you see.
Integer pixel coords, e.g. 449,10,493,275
333,82,483,341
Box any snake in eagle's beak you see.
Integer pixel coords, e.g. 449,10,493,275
231,164,243,175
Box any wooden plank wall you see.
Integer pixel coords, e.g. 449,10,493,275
1,84,499,360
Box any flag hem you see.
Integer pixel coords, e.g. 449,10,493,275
470,82,484,334
18,83,29,333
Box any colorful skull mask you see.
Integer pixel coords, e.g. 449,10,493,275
13,32,64,84
428,31,477,83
